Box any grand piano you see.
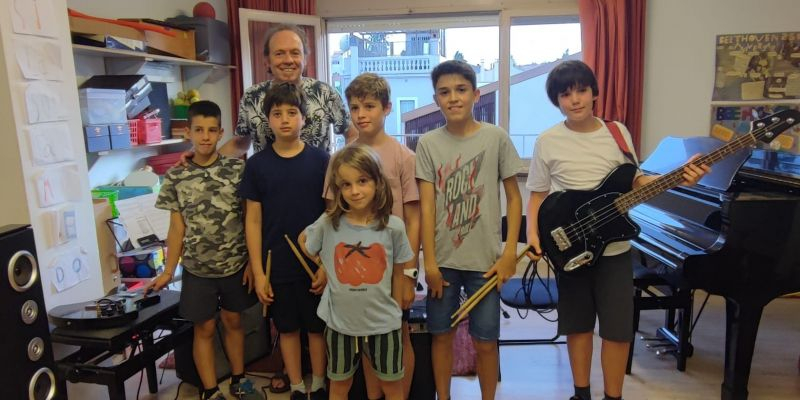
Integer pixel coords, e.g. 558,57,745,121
629,136,800,400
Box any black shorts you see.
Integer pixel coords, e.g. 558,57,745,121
269,280,325,334
556,250,633,342
179,267,258,323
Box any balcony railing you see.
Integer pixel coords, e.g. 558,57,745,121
357,56,433,74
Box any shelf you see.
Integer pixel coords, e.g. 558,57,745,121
72,44,234,69
95,138,189,155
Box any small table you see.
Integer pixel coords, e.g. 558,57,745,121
51,290,191,400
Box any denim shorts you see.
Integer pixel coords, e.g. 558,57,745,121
426,267,500,341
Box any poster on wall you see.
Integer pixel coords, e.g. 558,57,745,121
710,104,800,154
713,32,800,101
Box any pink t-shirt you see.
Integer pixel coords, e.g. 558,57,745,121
324,138,419,218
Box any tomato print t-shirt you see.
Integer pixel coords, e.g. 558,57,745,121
303,214,414,336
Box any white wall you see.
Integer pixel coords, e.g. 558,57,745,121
642,0,800,157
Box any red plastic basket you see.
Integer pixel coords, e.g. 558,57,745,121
127,120,139,145
137,119,162,144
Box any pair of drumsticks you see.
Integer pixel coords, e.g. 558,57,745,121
261,235,317,316
450,245,533,327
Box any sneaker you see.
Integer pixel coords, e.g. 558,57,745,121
290,390,308,400
229,377,264,399
309,388,328,400
202,390,226,400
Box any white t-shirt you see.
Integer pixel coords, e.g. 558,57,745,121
527,117,640,256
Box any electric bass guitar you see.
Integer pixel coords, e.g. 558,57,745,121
538,109,800,273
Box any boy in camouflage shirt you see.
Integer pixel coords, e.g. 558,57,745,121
150,101,263,400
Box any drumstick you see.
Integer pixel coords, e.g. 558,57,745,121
451,276,497,327
262,250,272,317
450,245,533,319
284,234,315,279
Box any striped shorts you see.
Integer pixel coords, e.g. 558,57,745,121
325,327,404,382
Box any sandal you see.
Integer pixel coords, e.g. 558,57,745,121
269,371,290,394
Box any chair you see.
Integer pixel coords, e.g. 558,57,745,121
626,249,694,373
498,215,565,346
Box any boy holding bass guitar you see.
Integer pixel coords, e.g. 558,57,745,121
525,60,709,400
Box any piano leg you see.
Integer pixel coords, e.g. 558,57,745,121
721,298,764,400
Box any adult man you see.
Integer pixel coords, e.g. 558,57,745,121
220,23,357,157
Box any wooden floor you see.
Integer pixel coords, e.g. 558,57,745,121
105,290,800,400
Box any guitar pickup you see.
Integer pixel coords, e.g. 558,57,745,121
550,227,571,251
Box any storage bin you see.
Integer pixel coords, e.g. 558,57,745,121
79,88,127,124
129,118,162,144
147,152,183,175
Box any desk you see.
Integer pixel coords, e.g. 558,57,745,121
51,290,191,400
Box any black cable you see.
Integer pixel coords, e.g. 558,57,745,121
172,381,184,400
513,258,559,322
135,343,144,400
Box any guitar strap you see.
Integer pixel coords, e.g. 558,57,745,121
604,120,637,165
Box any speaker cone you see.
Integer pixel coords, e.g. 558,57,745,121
8,250,38,292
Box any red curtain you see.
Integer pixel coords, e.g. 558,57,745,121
578,0,646,155
226,0,316,124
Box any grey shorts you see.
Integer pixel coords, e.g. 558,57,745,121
556,251,633,342
179,267,258,323
325,327,404,382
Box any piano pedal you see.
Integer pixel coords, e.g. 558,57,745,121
639,335,665,341
645,342,672,350
656,348,677,357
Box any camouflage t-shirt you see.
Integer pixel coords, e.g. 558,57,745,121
155,156,247,278
235,77,350,153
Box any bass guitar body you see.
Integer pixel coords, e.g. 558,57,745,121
538,163,640,272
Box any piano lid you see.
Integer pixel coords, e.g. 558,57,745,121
740,148,800,182
641,136,751,192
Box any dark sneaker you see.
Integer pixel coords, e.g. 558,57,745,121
202,390,226,400
229,377,264,399
309,388,328,400
290,390,308,400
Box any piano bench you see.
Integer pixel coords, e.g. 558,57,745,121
627,263,693,374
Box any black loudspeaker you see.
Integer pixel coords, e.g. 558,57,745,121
0,225,58,400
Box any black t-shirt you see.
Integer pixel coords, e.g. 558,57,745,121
240,144,329,284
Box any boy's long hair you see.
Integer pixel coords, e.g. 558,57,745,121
326,144,393,231
545,60,599,107
345,73,391,107
263,82,307,117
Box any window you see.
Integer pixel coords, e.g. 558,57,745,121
508,16,582,158
327,15,499,151
326,13,581,158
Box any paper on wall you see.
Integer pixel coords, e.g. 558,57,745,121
9,0,58,38
34,164,82,207
14,36,63,81
27,123,75,165
49,247,90,292
23,81,69,124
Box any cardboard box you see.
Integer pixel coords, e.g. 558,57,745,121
86,136,111,153
165,16,230,64
84,125,109,138
69,15,145,42
132,21,196,60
